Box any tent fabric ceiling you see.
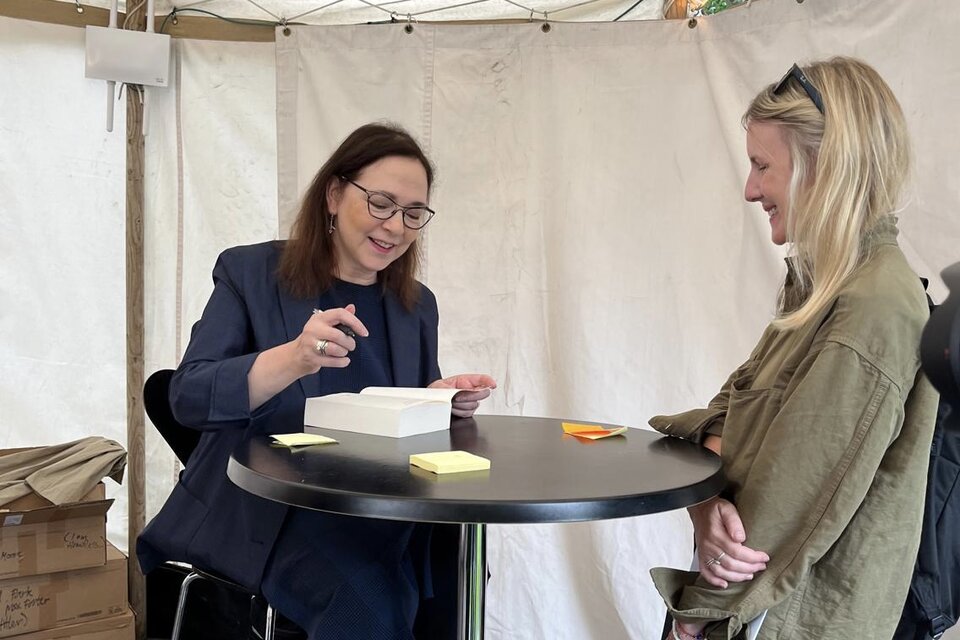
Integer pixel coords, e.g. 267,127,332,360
52,0,666,24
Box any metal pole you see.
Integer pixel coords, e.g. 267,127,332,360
457,523,487,640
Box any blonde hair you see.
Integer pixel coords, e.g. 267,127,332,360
743,57,911,329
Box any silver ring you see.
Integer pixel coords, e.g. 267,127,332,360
314,339,328,356
705,551,725,568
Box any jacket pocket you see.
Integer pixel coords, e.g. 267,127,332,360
160,481,210,561
721,372,783,493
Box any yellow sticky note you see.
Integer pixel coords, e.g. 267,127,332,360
410,451,490,474
561,422,627,440
271,433,338,447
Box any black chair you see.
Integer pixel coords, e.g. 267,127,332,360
143,369,281,640
144,370,201,469
894,277,960,640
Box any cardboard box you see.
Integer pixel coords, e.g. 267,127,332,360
9,608,133,640
0,481,112,580
0,543,127,637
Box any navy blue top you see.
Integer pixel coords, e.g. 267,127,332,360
318,279,394,394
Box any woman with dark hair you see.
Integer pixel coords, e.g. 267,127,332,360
138,123,495,639
651,58,939,639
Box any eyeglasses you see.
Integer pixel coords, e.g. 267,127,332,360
340,177,436,230
773,63,825,115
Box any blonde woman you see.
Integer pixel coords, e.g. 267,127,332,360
650,58,939,639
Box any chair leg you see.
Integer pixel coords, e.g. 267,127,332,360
264,604,276,640
171,572,202,640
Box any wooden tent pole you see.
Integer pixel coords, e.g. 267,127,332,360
125,3,147,639
665,0,690,19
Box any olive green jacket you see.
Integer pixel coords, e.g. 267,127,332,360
649,217,939,639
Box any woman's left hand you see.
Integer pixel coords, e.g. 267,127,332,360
689,496,769,588
429,374,497,418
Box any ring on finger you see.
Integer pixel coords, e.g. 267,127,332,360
704,551,726,568
314,339,328,356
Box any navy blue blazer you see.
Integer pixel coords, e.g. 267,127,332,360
137,241,442,591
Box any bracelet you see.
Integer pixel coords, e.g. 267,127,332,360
672,619,705,640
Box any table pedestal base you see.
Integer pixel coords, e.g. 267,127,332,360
457,523,487,640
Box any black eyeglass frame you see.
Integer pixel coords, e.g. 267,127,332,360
773,63,825,115
339,176,436,230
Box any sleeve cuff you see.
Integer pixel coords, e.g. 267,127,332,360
704,420,724,438
650,568,743,639
208,352,261,423
649,409,725,443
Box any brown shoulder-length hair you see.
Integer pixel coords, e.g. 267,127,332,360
278,123,435,310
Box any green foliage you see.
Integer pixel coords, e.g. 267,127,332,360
699,0,748,15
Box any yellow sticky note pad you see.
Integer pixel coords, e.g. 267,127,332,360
410,451,490,474
271,433,338,447
561,422,627,440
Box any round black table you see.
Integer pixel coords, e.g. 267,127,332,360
227,415,723,640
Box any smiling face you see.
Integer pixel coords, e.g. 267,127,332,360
326,156,429,284
744,121,794,246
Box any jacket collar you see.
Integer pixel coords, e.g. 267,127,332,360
862,214,900,249
781,214,900,312
276,282,320,400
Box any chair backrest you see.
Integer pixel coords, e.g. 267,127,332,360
894,278,960,639
144,369,202,466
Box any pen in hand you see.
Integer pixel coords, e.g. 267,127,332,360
312,308,358,338
334,323,357,338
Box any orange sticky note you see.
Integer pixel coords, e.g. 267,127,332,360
561,422,627,440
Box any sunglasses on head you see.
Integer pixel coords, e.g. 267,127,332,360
773,63,825,115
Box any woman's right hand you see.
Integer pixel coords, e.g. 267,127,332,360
248,304,369,411
689,497,769,588
294,304,369,375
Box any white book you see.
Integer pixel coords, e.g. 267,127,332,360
303,387,460,438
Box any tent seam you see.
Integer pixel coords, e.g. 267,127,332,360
421,25,436,284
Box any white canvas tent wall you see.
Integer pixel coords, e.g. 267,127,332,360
2,0,959,637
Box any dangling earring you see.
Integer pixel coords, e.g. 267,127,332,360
328,214,337,235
